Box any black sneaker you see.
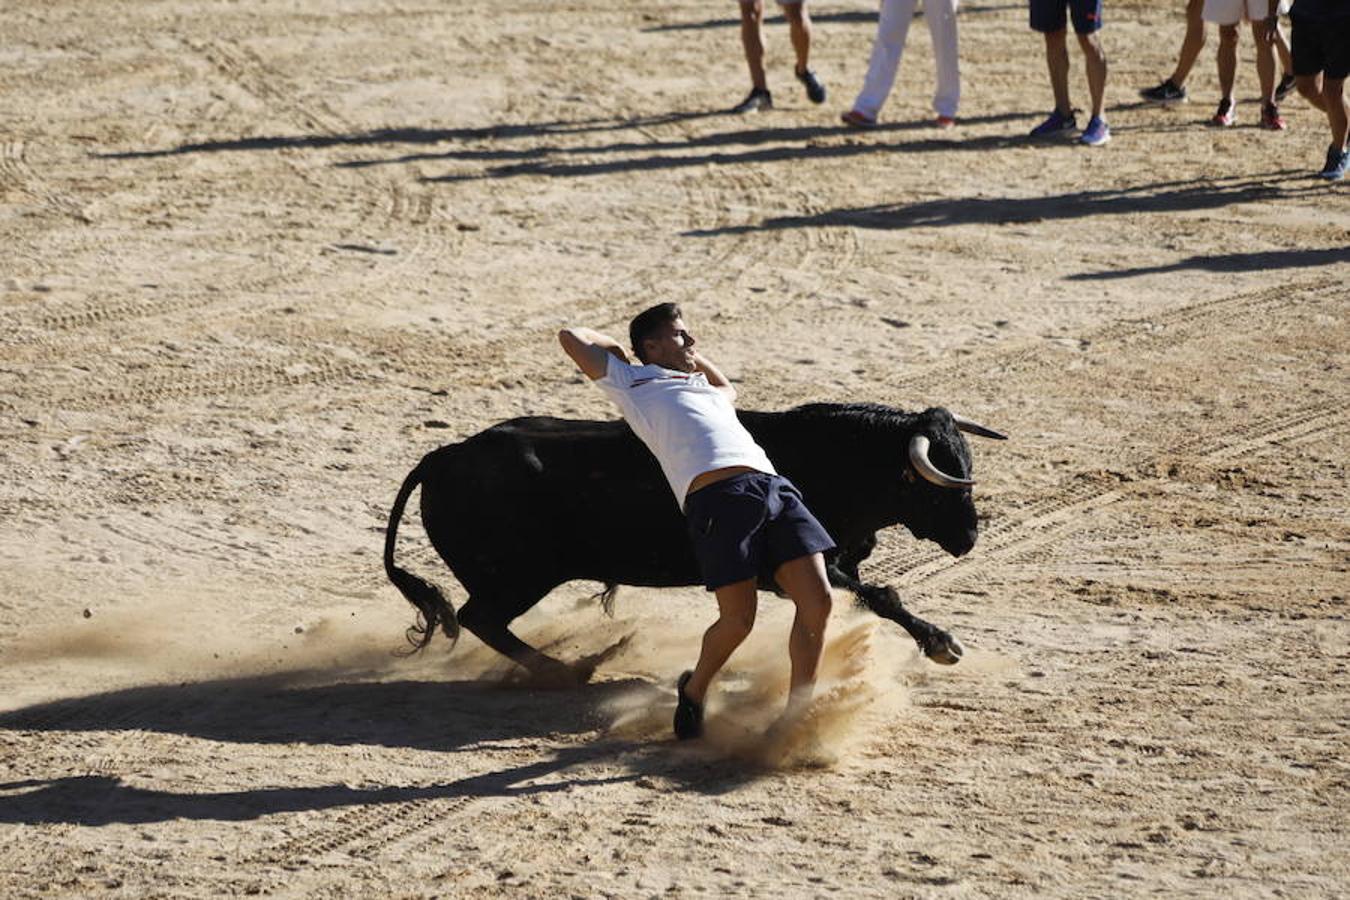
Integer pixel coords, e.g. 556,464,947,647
732,87,772,114
674,670,704,740
1319,144,1349,181
796,67,826,104
1275,73,1297,102
1139,79,1187,104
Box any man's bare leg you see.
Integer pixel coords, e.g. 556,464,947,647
1326,77,1349,149
683,576,758,705
1169,0,1207,87
773,553,834,715
1297,73,1327,111
1251,19,1278,106
1077,31,1108,120
739,0,768,91
783,1,812,75
1217,24,1239,108
1045,29,1073,116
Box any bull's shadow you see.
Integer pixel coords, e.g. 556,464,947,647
0,747,625,827
0,671,650,753
0,742,763,827
0,675,773,825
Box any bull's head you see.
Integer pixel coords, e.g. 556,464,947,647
902,408,1006,557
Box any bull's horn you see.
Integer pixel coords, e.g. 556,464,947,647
908,435,975,488
952,414,1008,441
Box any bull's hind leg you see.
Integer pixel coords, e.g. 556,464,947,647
457,592,623,687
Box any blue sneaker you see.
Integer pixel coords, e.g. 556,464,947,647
1319,145,1349,181
1079,116,1111,147
1030,109,1077,137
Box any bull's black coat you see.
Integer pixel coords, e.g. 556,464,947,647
384,403,987,677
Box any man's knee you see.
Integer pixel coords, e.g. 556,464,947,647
1324,77,1347,101
1298,74,1322,101
789,578,833,623
717,609,757,642
1218,24,1239,45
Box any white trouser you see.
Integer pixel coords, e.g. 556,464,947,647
851,0,961,119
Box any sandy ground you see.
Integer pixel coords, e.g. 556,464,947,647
2,0,1348,896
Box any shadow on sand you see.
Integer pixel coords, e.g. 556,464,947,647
680,171,1316,236
1066,246,1350,280
0,672,762,825
95,110,729,160
641,4,1023,32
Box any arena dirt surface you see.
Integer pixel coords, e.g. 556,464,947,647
2,0,1348,896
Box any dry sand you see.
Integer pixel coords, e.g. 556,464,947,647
2,0,1348,896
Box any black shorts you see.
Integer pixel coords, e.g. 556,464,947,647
684,472,836,592
1029,0,1104,35
1291,13,1350,81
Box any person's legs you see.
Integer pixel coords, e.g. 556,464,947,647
1326,76,1349,149
929,0,962,118
1297,73,1327,110
852,0,917,118
682,577,759,705
1077,30,1108,119
782,1,812,75
1217,22,1239,103
1045,29,1072,115
1274,22,1293,78
740,0,768,91
1252,19,1278,106
773,553,833,713
1170,0,1209,86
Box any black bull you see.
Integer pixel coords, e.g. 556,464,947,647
383,402,1003,683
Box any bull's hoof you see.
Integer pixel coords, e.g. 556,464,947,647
922,631,964,665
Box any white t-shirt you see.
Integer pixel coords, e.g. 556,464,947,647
596,354,776,509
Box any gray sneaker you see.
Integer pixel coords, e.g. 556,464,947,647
732,87,772,114
1319,145,1349,181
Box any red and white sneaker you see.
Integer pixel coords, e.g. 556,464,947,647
934,115,956,129
1260,103,1287,131
1211,99,1235,128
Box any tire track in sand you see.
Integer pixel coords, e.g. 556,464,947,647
0,141,92,223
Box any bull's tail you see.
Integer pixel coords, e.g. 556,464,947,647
384,458,460,654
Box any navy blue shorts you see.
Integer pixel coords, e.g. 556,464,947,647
1291,13,1350,80
1030,0,1104,34
684,472,836,592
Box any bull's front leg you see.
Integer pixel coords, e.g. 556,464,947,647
825,564,964,665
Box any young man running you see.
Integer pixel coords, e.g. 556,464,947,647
559,305,835,739
732,0,827,113
1027,0,1111,146
1270,0,1350,178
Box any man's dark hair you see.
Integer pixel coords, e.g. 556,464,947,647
629,303,681,364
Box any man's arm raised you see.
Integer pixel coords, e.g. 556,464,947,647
559,327,632,380
692,352,737,402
